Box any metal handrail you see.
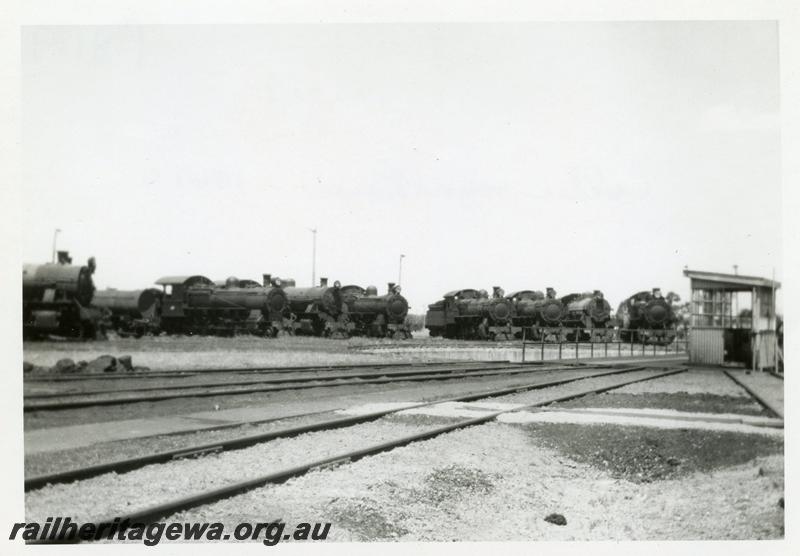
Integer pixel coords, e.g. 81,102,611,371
521,327,687,362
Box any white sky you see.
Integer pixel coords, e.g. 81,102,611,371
21,22,782,312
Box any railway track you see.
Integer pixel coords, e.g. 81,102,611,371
722,370,783,419
765,368,784,381
23,363,604,412
25,360,523,383
24,362,574,399
31,365,686,542
25,365,647,490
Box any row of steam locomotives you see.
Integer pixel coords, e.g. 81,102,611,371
425,287,679,345
23,251,679,344
22,252,412,340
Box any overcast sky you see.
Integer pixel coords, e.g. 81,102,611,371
21,22,781,312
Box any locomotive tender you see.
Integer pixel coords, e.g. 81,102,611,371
22,251,103,339
341,283,412,339
426,287,515,341
617,288,677,345
94,288,163,338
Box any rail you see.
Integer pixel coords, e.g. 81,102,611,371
30,366,685,536
521,327,688,363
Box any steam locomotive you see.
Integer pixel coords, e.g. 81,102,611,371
340,282,412,339
425,287,515,341
25,248,682,346
22,251,103,339
280,277,350,338
153,275,289,337
92,274,412,340
616,288,678,345
505,287,566,342
559,290,615,342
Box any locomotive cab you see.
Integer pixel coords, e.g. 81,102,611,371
155,275,214,319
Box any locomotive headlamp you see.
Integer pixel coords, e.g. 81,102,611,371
274,278,282,287
334,280,341,288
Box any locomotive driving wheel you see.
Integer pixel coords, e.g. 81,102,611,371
79,322,97,341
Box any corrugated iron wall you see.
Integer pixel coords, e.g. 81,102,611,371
689,327,724,365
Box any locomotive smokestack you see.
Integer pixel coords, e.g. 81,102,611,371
263,274,271,287
57,251,71,265
320,277,328,287
388,282,396,293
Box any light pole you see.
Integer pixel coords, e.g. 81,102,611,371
398,254,405,286
309,228,317,286
51,228,61,263
733,264,739,325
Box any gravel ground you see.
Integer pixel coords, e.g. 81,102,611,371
613,368,752,396
522,422,782,483
553,392,767,416
25,366,783,541
25,411,338,477
23,362,517,395
22,364,543,401
22,335,438,371
24,368,657,523
25,419,456,523
25,367,604,471
23,334,686,370
499,407,783,436
173,422,783,541
473,368,670,407
23,366,595,430
553,368,767,416
726,370,784,417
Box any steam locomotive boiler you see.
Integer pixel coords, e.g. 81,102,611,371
214,278,262,288
281,278,349,338
340,283,412,339
505,288,566,342
22,251,103,339
156,275,288,336
559,290,614,342
93,288,163,338
617,288,677,345
425,287,515,341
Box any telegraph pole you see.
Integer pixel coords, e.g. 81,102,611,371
309,228,317,286
51,228,61,263
398,254,405,286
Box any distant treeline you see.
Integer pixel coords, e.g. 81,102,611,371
405,314,426,331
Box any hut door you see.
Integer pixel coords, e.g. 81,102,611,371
723,328,752,367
